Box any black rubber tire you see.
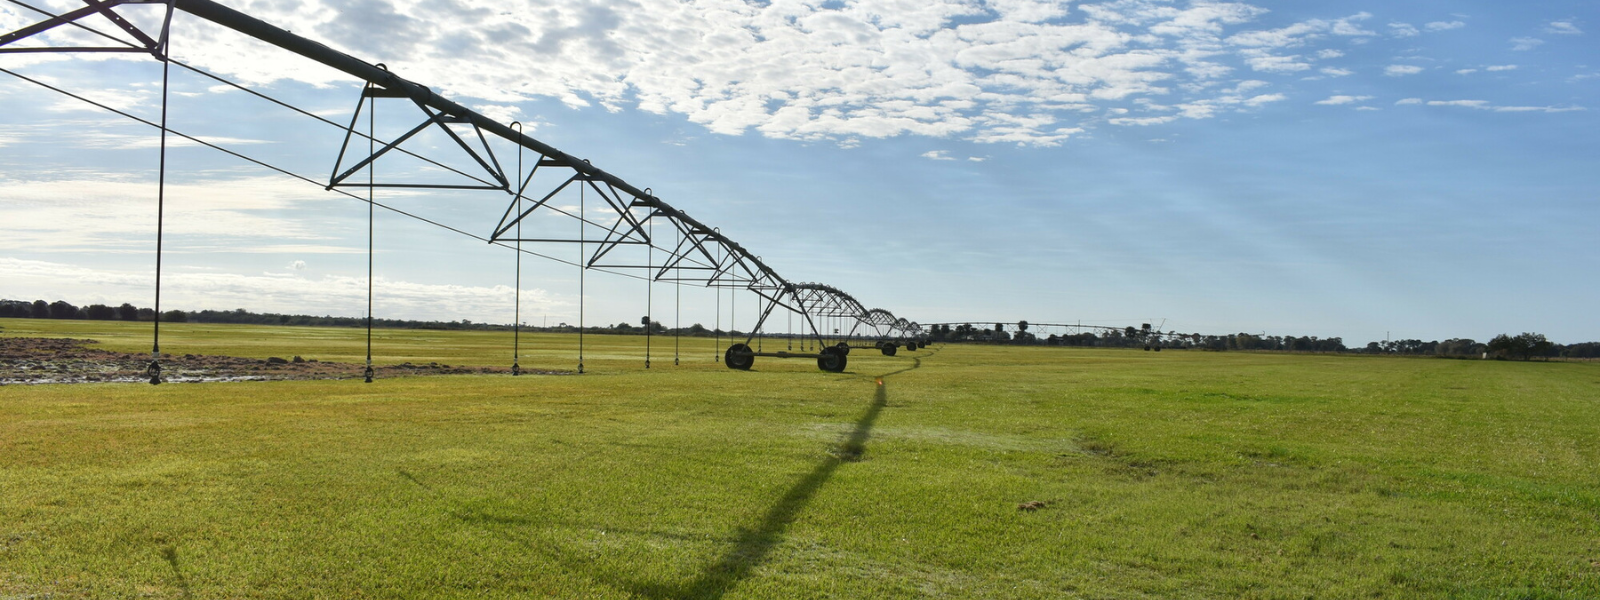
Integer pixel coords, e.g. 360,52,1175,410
1153,346,1162,352
907,342,919,351
818,347,847,372
725,343,754,370
835,342,851,355
882,344,898,357
1143,346,1151,351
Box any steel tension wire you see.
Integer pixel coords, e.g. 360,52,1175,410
3,1,917,368
3,2,822,304
0,2,658,250
0,68,657,279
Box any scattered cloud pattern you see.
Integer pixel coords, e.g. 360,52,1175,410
3,0,1406,146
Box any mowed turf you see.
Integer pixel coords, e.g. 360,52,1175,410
1,320,1598,598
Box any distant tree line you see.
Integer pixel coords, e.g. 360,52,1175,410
0,298,746,337
0,298,180,323
921,321,1598,360
923,323,1347,352
5,298,1595,359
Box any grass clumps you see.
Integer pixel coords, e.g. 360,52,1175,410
1,320,1598,597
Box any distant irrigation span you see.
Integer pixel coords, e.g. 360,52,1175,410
0,0,928,381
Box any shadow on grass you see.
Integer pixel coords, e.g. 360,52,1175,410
628,381,889,599
623,358,927,599
159,544,192,599
398,356,929,598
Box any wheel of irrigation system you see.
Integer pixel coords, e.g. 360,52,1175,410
881,344,898,357
907,341,919,351
1154,346,1162,352
835,342,851,355
817,347,848,372
725,343,755,370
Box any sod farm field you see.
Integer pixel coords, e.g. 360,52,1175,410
1,319,1597,598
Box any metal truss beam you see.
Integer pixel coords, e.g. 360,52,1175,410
0,0,923,359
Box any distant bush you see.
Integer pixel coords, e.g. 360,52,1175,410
84,304,116,320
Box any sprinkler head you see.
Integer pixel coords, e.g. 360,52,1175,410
512,363,521,376
146,360,162,385
363,365,374,383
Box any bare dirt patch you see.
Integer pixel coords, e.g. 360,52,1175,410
0,337,563,385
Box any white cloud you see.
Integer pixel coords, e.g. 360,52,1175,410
1486,105,1585,113
1510,37,1545,51
1242,52,1310,73
921,150,954,161
1396,98,1423,105
1433,100,1580,113
472,104,523,125
1427,100,1489,109
1455,69,1478,75
0,176,354,252
1388,22,1420,38
0,2,1413,145
1229,80,1271,94
1546,21,1583,35
1406,99,1587,113
1425,21,1466,32
1321,67,1353,77
1385,65,1424,76
0,257,565,322
1485,65,1518,72
289,260,307,270
1332,13,1377,37
1109,115,1179,126
1243,93,1285,106
1226,12,1374,48
1315,95,1372,105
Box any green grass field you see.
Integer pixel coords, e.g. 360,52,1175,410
2,319,1598,598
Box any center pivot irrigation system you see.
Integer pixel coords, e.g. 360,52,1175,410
0,0,930,380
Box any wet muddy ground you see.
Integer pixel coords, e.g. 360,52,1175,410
0,337,562,385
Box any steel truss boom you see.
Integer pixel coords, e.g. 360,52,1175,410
1,0,926,370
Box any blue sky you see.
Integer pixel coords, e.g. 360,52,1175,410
1,0,1596,344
